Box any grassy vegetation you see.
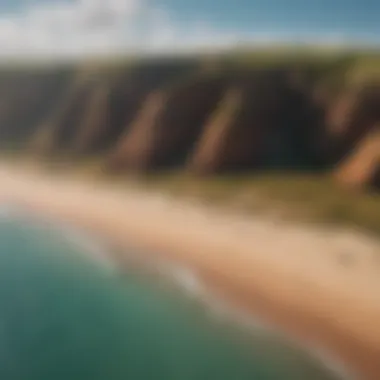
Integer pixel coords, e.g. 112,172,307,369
43,155,380,236
4,140,380,237
123,171,380,235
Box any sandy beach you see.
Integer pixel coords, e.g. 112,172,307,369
0,164,380,379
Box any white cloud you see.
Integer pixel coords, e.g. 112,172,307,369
0,0,375,60
0,0,143,57
0,0,241,60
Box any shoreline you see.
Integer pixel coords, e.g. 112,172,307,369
1,165,380,378
0,203,349,379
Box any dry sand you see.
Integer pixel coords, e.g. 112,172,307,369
0,163,380,379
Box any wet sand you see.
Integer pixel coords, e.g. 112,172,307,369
0,163,380,379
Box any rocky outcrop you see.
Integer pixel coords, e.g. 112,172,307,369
326,85,380,164
108,74,226,171
326,84,380,190
0,68,72,147
189,70,324,174
71,85,111,154
109,91,168,171
188,87,245,173
32,79,96,155
47,59,200,156
370,166,380,190
334,127,380,190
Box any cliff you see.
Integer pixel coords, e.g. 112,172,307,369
0,53,378,191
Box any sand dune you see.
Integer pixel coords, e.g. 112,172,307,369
0,164,380,379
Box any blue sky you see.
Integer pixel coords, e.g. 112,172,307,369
161,0,380,34
0,0,378,59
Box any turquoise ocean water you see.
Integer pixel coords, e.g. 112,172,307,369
0,209,343,380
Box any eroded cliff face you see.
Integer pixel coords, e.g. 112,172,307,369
109,74,227,171
71,85,111,155
35,59,200,157
326,85,380,162
334,128,380,189
329,85,380,189
371,166,380,190
0,67,72,148
0,58,378,191
31,76,95,155
190,69,325,174
188,87,244,174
